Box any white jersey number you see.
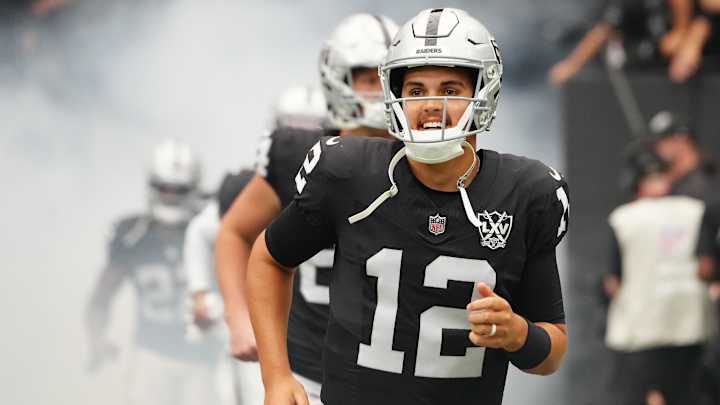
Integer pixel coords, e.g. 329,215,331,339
295,141,322,194
298,249,333,305
556,186,569,237
357,248,497,378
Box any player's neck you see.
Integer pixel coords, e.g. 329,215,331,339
407,146,480,192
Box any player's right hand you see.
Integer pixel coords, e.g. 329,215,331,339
264,375,310,405
226,311,258,361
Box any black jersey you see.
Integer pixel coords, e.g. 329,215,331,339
254,126,340,381
217,169,255,218
265,137,569,405
102,215,221,362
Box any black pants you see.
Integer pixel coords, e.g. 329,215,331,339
610,345,704,405
699,340,720,405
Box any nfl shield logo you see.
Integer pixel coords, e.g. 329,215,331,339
477,210,513,250
428,214,446,236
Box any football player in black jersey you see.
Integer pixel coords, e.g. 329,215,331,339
86,140,225,405
247,8,569,405
215,13,398,404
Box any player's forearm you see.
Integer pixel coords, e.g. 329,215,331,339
247,231,295,384
524,323,567,375
685,16,712,52
564,23,612,67
215,227,253,317
670,0,693,30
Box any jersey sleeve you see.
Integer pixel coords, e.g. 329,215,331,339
514,168,570,324
697,201,720,258
526,173,570,255
183,202,220,293
513,248,565,324
106,216,144,264
265,138,339,268
217,169,255,218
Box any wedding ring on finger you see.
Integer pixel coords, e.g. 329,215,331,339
488,323,497,337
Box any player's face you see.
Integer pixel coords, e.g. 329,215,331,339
351,67,382,95
655,136,680,163
400,66,474,131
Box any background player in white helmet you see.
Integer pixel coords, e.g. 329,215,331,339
272,85,327,130
247,8,568,405
86,139,225,405
215,13,397,405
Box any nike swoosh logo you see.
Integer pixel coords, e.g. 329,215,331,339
549,167,562,181
326,136,340,146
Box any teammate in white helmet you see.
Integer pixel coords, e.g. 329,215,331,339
247,8,569,405
272,85,327,130
216,13,398,405
86,139,224,405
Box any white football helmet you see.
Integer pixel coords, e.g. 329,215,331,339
148,139,201,225
380,8,503,164
273,85,327,130
319,13,399,130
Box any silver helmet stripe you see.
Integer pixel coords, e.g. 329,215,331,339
372,15,392,47
424,8,444,46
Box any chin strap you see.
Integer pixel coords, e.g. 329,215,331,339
348,147,406,224
458,141,482,228
349,141,481,227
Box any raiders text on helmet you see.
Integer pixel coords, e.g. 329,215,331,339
380,8,503,164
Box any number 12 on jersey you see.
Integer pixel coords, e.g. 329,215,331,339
357,248,497,378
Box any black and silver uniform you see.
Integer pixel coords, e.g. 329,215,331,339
89,216,220,362
265,137,569,405
255,126,340,382
217,169,255,218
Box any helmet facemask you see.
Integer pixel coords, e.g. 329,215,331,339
320,57,387,130
318,13,399,131
381,62,501,164
147,139,201,225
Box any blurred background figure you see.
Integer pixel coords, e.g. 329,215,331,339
183,169,260,405
271,85,327,130
216,12,396,405
85,139,226,405
184,81,331,405
697,198,720,405
669,0,720,82
648,110,717,199
603,149,716,405
549,0,693,86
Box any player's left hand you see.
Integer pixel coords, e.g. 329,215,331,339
466,283,528,352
